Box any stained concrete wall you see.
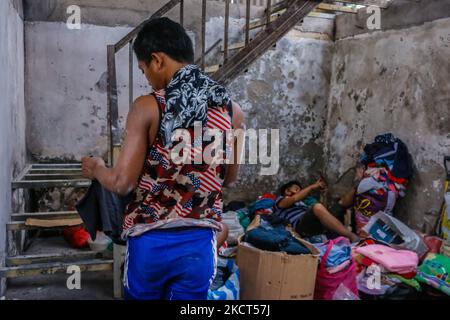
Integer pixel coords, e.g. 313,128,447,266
23,0,265,161
0,0,26,296
25,21,152,161
24,16,334,203
23,0,264,63
325,14,450,232
22,0,450,233
227,30,334,202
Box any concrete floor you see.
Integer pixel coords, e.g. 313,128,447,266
3,234,116,300
5,271,114,300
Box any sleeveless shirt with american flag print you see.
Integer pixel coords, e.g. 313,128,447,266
122,91,233,232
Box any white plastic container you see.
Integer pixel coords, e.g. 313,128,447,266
88,231,112,252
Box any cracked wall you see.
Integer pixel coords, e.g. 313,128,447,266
227,30,334,202
23,0,450,232
325,16,450,232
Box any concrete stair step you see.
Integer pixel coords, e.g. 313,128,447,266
0,259,113,278
6,251,110,266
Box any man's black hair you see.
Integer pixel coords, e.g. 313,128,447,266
279,180,303,195
133,17,194,64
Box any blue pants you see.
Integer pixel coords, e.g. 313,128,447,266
123,227,217,300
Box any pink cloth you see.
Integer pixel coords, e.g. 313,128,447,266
355,244,418,274
326,260,351,274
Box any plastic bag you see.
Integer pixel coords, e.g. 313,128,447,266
314,237,359,300
208,258,240,300
415,253,450,296
332,283,360,300
363,212,429,257
221,211,245,246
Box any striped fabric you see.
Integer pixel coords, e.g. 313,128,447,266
122,91,233,231
273,196,310,229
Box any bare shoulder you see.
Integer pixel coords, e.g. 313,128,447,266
132,94,158,112
128,94,159,124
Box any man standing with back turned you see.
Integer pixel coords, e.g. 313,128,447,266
81,17,245,300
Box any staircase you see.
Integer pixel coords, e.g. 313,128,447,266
0,163,113,297
0,0,391,299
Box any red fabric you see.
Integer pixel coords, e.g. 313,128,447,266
258,193,277,200
387,170,408,185
367,162,408,184
254,209,272,216
423,236,443,254
314,237,359,300
396,271,416,279
63,226,89,249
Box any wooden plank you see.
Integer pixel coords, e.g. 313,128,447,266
332,0,391,8
268,0,289,14
7,218,83,231
220,41,277,52
6,251,108,266
204,65,220,74
0,260,113,278
307,11,336,19
11,211,79,221
25,218,83,228
316,3,359,13
290,29,333,41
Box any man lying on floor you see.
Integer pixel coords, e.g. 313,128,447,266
274,180,360,243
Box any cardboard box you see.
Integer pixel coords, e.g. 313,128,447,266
237,217,320,300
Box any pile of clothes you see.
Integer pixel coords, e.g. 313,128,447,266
208,257,240,300
219,194,278,257
244,215,311,255
315,239,353,274
351,212,450,299
246,194,277,217
354,133,413,234
354,240,421,297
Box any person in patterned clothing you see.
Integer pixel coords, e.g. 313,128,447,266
81,17,244,300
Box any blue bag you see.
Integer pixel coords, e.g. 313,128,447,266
207,258,240,300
